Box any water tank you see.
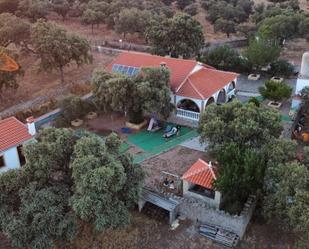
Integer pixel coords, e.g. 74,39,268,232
300,51,309,78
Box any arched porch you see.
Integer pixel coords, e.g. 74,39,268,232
205,97,215,107
176,98,201,121
227,81,236,100
217,89,227,104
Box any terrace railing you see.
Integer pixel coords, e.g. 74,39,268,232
176,108,200,121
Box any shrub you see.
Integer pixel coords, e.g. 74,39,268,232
268,59,294,78
200,45,252,73
55,94,94,127
259,80,292,102
248,97,260,107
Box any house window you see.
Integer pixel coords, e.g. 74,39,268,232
0,155,5,168
17,145,26,166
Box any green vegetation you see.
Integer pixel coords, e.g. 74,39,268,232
259,80,292,101
92,67,172,124
31,20,92,83
146,13,204,58
17,0,50,22
0,128,145,249
200,45,250,72
245,37,281,69
199,101,285,213
55,94,94,127
0,13,30,48
268,59,294,77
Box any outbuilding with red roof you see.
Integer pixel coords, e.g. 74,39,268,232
182,159,221,208
0,116,36,173
107,51,238,122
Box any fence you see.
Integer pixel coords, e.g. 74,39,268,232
176,108,200,121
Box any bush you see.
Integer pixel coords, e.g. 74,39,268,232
248,97,260,107
259,80,292,102
268,59,294,78
55,94,94,127
200,45,252,73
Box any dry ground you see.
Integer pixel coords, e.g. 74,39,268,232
141,146,206,189
0,51,115,112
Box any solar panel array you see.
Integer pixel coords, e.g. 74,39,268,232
112,64,140,76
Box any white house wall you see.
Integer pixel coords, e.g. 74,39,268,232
0,147,21,173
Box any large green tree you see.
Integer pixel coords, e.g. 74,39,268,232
71,134,145,230
199,101,285,213
17,0,50,22
146,13,204,58
81,0,109,33
0,128,145,249
91,67,172,123
0,13,31,48
199,100,282,153
115,8,151,39
31,20,92,83
244,37,281,69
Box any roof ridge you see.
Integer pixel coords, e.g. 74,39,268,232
187,78,205,99
183,159,209,179
199,67,239,76
122,51,197,63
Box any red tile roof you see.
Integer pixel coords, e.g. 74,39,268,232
176,68,239,100
0,117,33,152
182,159,217,190
107,51,207,91
107,51,238,100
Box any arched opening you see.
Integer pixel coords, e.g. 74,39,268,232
217,89,227,104
205,97,215,107
177,99,200,113
228,81,236,93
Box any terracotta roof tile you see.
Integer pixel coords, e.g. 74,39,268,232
0,117,33,152
182,159,217,189
177,68,239,100
107,52,238,100
107,51,199,91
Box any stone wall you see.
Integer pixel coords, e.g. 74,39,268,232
162,192,256,239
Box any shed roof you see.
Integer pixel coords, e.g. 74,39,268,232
182,159,217,190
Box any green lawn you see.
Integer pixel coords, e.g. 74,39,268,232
128,125,198,152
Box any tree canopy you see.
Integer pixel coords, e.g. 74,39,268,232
31,20,92,83
245,37,281,69
0,128,145,249
91,67,172,124
146,13,204,58
199,101,285,213
0,13,30,48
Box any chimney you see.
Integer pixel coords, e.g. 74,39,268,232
26,116,36,136
160,62,167,68
208,161,212,168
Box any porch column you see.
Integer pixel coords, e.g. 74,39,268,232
201,100,205,113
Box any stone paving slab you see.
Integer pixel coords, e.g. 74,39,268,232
181,136,207,152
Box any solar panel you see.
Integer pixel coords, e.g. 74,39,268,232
112,64,140,76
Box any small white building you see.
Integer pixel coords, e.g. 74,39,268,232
0,116,36,173
182,159,221,209
107,51,239,122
